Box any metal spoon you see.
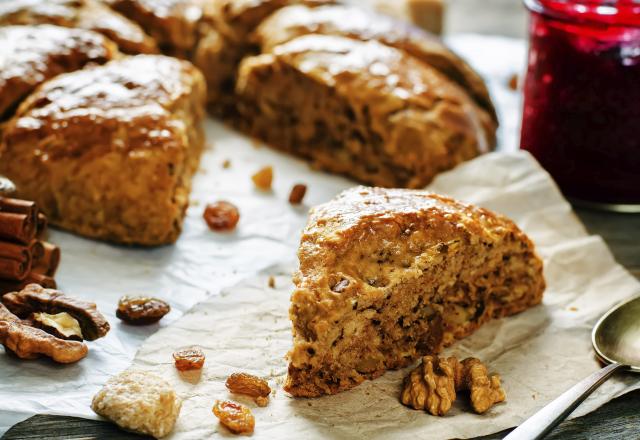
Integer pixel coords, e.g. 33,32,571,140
504,295,640,440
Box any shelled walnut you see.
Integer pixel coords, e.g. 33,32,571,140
31,312,83,341
401,355,505,416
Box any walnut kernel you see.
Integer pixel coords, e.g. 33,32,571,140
31,312,83,341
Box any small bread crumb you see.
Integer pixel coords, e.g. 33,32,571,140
268,276,276,288
508,73,519,91
91,370,181,438
222,159,231,169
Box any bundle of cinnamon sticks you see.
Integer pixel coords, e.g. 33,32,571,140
0,196,60,295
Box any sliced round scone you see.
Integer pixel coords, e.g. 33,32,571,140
236,35,495,188
285,187,545,397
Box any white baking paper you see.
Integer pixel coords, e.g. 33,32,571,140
129,151,640,440
0,34,637,438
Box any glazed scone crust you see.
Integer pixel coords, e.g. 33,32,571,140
254,4,497,121
0,55,206,246
0,24,118,121
285,187,545,397
105,0,212,57
0,0,158,54
236,35,495,188
92,370,182,438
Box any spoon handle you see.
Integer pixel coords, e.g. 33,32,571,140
503,362,626,440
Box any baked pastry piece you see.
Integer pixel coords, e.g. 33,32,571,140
195,0,332,110
105,0,211,57
236,35,496,188
0,0,158,54
0,55,206,246
284,187,545,397
0,24,118,122
92,370,182,438
254,4,496,121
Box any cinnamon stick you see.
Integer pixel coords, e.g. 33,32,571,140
0,241,31,263
0,273,57,296
33,242,60,277
29,240,45,262
0,257,30,281
0,212,36,244
36,213,48,238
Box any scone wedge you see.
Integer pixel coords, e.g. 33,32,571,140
285,187,545,397
0,55,206,246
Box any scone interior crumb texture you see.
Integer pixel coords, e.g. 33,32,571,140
92,370,182,439
285,187,545,397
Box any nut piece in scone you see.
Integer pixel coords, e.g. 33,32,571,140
92,370,182,439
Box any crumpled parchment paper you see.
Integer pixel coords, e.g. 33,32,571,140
131,151,640,440
0,35,637,438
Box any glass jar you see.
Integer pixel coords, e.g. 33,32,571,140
521,0,640,212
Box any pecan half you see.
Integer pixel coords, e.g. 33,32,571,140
2,284,109,340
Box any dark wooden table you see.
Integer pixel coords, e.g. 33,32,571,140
3,207,639,439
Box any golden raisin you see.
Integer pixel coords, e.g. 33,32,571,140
116,296,170,325
288,184,307,205
173,347,205,371
213,400,255,434
226,372,271,399
203,201,240,232
252,166,273,191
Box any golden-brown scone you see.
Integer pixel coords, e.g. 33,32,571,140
285,187,545,397
194,0,332,110
0,24,118,122
0,55,206,246
253,4,496,121
105,0,212,57
236,35,495,188
0,0,158,54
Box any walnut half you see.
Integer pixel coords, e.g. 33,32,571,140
31,312,83,341
401,355,505,416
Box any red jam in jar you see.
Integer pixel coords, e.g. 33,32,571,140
521,0,640,209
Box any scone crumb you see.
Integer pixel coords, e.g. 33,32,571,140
268,276,276,288
252,166,273,191
401,355,505,415
91,370,181,438
288,184,307,205
222,159,231,169
508,73,519,90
